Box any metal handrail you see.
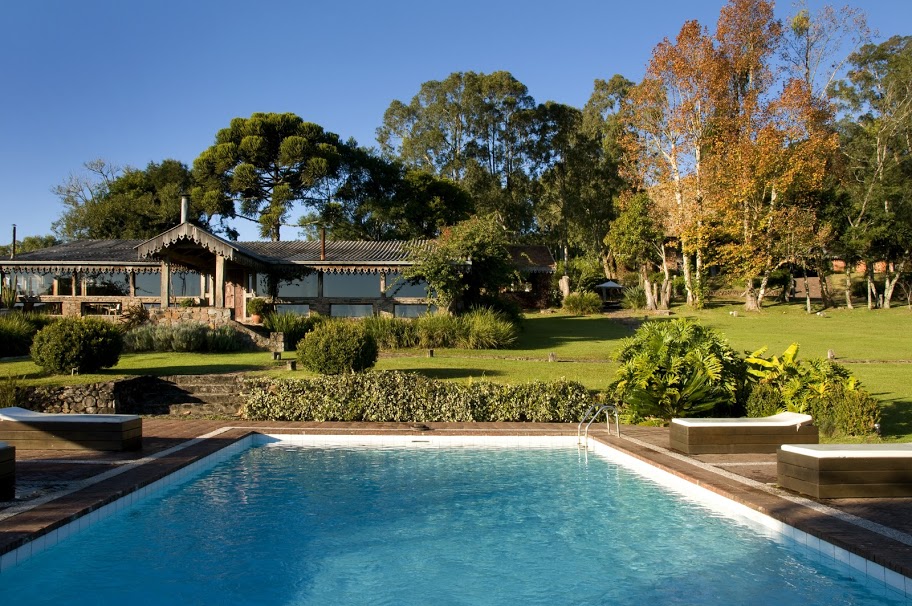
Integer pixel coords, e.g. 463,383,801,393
577,404,620,445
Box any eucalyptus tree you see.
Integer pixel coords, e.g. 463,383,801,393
831,36,912,308
377,71,538,232
193,112,343,241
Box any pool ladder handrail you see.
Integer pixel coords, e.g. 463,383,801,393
577,404,620,444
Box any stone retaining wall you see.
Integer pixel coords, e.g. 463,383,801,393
149,307,234,326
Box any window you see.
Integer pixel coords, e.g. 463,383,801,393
135,273,161,297
394,304,435,318
277,274,318,298
323,273,380,298
275,304,310,315
385,272,428,298
330,304,374,317
85,272,129,296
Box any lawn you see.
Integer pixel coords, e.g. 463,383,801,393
3,302,910,438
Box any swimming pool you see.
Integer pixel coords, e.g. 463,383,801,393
0,436,909,605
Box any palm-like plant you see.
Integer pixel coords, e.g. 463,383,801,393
611,319,743,422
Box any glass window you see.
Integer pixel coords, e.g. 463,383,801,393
330,304,374,318
171,271,201,297
394,304,436,318
275,304,310,315
277,274,318,298
85,272,130,296
323,273,380,298
385,273,428,298
135,273,161,297
15,273,54,296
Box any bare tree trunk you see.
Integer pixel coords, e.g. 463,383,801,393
744,279,760,311
756,271,771,308
883,259,906,309
694,250,704,308
866,265,878,309
802,267,812,314
682,251,694,306
816,258,833,309
844,266,854,309
643,267,657,311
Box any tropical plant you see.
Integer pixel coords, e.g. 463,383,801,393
1,286,17,310
263,311,323,350
610,319,743,422
457,308,518,350
621,285,647,310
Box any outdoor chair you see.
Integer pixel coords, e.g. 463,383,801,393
0,407,142,451
778,443,912,498
669,411,818,454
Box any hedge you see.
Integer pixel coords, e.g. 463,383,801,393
242,371,592,423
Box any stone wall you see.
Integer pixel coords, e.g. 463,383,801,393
18,382,119,414
148,307,234,327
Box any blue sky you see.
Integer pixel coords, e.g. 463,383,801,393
1,0,908,242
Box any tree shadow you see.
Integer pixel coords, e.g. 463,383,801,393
105,363,266,377
878,398,912,438
514,315,636,351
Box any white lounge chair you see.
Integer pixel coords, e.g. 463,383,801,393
0,407,142,451
778,443,912,498
670,412,818,454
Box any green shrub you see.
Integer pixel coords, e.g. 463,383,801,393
263,311,322,350
621,285,647,310
30,317,123,374
0,373,22,408
246,297,268,316
361,315,418,350
562,292,603,315
0,286,16,310
296,320,379,374
808,383,881,438
414,312,463,348
242,372,592,423
123,322,248,353
0,313,37,357
745,383,784,417
457,308,518,349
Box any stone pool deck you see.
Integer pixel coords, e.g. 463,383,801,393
2,420,912,590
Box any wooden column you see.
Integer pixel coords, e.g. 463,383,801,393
379,272,387,297
214,254,226,308
160,261,171,308
128,271,136,297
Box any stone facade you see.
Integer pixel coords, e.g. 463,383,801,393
148,307,234,326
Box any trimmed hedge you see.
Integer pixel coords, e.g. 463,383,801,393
242,371,592,423
30,317,123,374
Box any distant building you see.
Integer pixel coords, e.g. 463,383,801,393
0,222,554,321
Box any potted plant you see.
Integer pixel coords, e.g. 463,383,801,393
246,297,268,323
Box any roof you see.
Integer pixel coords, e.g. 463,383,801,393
1,233,554,275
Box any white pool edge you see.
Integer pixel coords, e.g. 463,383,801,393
1,433,910,599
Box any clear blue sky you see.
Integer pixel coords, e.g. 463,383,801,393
1,0,908,242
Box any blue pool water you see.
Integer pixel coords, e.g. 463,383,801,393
1,443,908,605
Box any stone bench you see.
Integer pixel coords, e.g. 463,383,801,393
778,443,912,498
0,441,14,500
670,412,818,455
0,407,142,451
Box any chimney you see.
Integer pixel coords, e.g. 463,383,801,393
320,225,326,261
180,194,190,224
10,224,16,259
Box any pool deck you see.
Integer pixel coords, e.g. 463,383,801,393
2,420,912,587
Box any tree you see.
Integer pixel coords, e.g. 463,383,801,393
302,146,473,241
402,215,515,313
193,112,343,241
621,19,718,308
378,71,538,233
604,193,670,309
0,234,60,258
831,36,912,308
52,159,206,240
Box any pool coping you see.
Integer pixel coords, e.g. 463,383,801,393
1,422,911,598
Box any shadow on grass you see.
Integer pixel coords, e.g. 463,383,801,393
878,398,912,439
515,315,636,351
109,363,267,377
391,367,505,380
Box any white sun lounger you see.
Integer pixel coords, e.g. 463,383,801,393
0,407,142,451
778,443,912,498
670,412,818,454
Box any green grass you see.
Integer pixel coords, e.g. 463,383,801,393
3,303,910,439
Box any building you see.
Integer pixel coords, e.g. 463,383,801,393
0,221,555,322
